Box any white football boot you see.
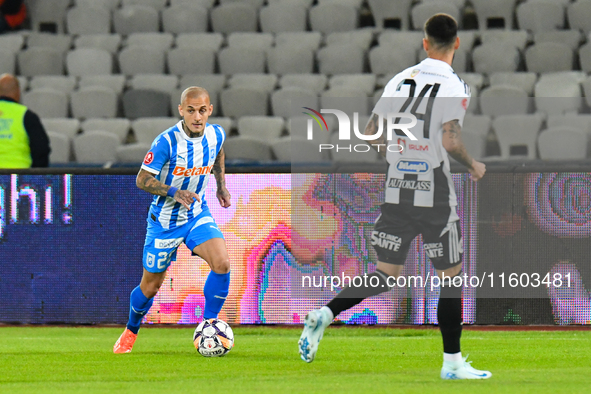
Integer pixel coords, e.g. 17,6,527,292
440,356,492,380
298,307,332,363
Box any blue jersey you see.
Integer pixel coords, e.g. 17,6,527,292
141,121,226,230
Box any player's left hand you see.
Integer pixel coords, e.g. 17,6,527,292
217,186,231,208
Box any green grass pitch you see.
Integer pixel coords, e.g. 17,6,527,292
1,326,590,393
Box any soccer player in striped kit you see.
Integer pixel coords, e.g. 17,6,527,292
114,87,231,353
299,14,491,379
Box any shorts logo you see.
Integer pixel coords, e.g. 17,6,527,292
172,164,214,177
396,160,430,173
388,178,432,191
146,252,155,268
371,231,402,251
143,152,154,165
424,242,444,258
155,237,184,249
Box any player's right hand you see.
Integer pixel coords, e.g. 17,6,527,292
469,159,486,181
174,189,200,209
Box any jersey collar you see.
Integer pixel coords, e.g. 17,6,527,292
420,57,454,72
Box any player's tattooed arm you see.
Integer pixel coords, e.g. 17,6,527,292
442,119,486,181
213,148,231,208
365,113,388,157
136,169,199,208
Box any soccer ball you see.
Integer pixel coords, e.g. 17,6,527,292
193,318,234,357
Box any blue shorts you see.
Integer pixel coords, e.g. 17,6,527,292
143,207,224,273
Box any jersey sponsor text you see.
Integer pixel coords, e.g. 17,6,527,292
388,178,432,191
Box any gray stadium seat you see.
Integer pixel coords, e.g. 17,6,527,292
66,48,113,77
567,1,591,36
479,86,530,118
118,46,166,76
525,42,573,73
74,34,122,54
547,114,591,156
73,131,120,164
534,30,583,51
223,136,273,161
462,114,491,138
321,88,369,117
228,74,277,93
162,4,208,34
170,0,216,8
472,0,516,30
29,0,69,33
318,44,365,74
534,72,584,116
472,42,520,74
211,3,258,34
208,117,233,134
176,33,224,52
132,117,180,145
218,48,266,75
167,48,216,75
130,74,179,95
67,5,111,35
538,127,586,160
179,74,226,95
489,72,537,96
113,5,160,35
455,129,486,160
71,86,118,119
227,33,274,53
579,43,591,74
237,116,284,141
492,114,543,160
79,75,126,95
411,1,460,30
76,0,120,11
368,0,412,30
266,0,313,6
220,87,268,118
583,77,591,108
220,0,265,7
326,30,374,51
82,118,131,143
370,44,416,75
30,76,77,95
378,31,423,51
23,88,69,118
517,1,564,33
0,50,15,74
260,3,307,33
279,74,327,94
267,46,314,74
27,33,72,54
41,118,81,140
123,89,171,119
47,132,71,164
122,0,168,10
0,33,25,54
116,143,152,163
126,33,175,52
479,30,530,51
329,74,376,96
271,87,318,118
310,3,357,34
275,32,322,52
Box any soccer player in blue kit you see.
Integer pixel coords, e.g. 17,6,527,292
114,87,231,353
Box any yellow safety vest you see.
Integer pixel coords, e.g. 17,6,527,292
0,100,31,168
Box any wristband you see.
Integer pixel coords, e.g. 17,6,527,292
167,187,178,198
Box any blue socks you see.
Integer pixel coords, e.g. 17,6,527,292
203,271,230,319
127,286,154,334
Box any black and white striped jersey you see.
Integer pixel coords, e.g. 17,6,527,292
373,58,470,208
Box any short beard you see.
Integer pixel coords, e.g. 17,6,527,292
182,120,204,138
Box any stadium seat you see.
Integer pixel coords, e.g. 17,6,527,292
538,127,586,160
123,89,171,119
582,77,591,108
318,0,364,8
220,0,264,7
79,75,126,95
309,3,358,34
579,43,591,74
462,114,491,138
492,114,543,160
122,0,168,10
370,44,417,75
329,131,378,163
267,46,315,74
266,0,313,6
132,117,180,145
472,0,516,29
260,3,307,33
279,74,327,94
220,87,268,118
516,1,564,33
318,44,365,74
179,74,226,95
126,33,175,52
411,1,460,30
41,118,81,140
162,4,208,34
228,74,277,93
271,87,318,118
208,117,233,134
326,30,374,51
70,86,118,119
567,1,591,36
73,131,120,164
275,32,323,52
489,72,537,96
534,30,583,51
238,116,284,141
321,88,370,117
176,33,224,52
0,34,24,54
0,50,15,74
547,114,591,156
167,48,216,75
479,30,530,51
368,0,413,30
534,72,584,116
67,5,111,35
130,74,179,95
218,48,266,74
82,118,131,143
74,34,122,54
66,48,113,76
29,0,69,33
113,5,160,35
329,74,376,96
76,0,120,11
30,76,77,95
27,33,73,54
288,115,336,141
227,33,274,53
525,42,574,73
272,137,328,163
223,136,273,161
472,42,520,74
23,88,69,118
453,129,486,160
211,3,258,34
479,86,530,118
116,143,151,163
378,31,423,51
170,0,215,7
118,46,166,76
47,132,71,164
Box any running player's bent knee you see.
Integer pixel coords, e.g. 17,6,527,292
211,258,230,274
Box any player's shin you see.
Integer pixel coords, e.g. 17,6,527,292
203,271,230,319
438,272,463,360
127,285,154,334
326,269,392,317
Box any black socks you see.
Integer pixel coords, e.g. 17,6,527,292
326,269,391,317
438,273,463,354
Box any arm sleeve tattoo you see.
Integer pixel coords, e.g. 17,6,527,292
136,169,170,196
442,119,474,169
212,147,226,188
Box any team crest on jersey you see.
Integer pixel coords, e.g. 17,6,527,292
461,98,468,110
410,69,420,78
210,148,216,160
143,151,154,165
396,160,430,173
